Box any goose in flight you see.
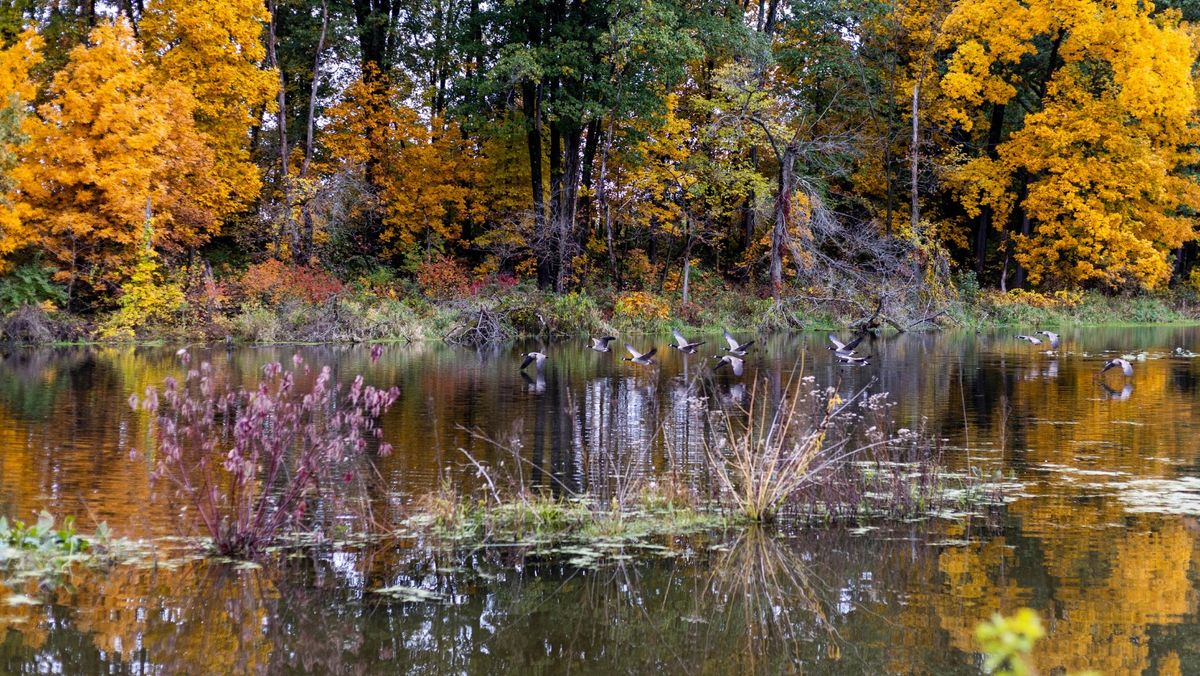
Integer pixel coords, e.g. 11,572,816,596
624,344,657,366
712,354,744,376
1035,330,1060,350
671,329,705,354
827,332,866,356
722,330,755,357
590,336,617,353
519,351,547,373
835,352,870,366
1100,358,1133,378
1016,335,1042,345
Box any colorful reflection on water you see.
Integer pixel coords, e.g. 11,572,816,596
2,327,1200,673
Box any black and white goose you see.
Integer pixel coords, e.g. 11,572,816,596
1100,358,1133,378
590,336,617,353
670,329,705,354
1035,330,1061,350
1016,335,1043,346
519,351,547,373
712,354,744,376
722,329,755,357
835,352,870,366
623,344,658,366
827,332,866,356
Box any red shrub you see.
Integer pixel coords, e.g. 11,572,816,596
416,256,471,299
241,259,344,305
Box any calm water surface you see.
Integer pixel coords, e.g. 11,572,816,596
2,327,1200,673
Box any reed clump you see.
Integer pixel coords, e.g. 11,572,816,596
703,368,875,522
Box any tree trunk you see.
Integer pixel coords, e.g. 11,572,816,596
297,0,329,263
553,124,583,293
681,226,694,306
974,102,1006,277
579,118,600,236
522,81,551,289
910,81,920,239
267,1,295,261
598,114,619,284
770,143,798,298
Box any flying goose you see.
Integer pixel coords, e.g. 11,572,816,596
712,354,744,376
590,336,617,353
1035,330,1060,350
519,351,547,373
670,329,705,354
623,344,657,366
1016,335,1043,345
827,332,866,356
1100,357,1133,378
835,352,870,366
722,330,755,357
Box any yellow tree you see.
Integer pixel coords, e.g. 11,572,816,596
324,71,482,259
140,0,277,215
0,29,41,271
15,18,220,300
937,0,1200,290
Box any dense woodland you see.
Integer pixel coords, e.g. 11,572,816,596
2,0,1200,336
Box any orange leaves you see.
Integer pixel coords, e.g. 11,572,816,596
325,72,481,255
240,259,344,305
16,19,220,295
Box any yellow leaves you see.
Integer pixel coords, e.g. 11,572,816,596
612,291,670,323
0,30,42,272
936,0,1200,291
140,0,276,212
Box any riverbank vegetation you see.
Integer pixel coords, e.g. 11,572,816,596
3,0,1200,344
112,351,1005,559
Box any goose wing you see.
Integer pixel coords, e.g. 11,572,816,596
672,329,689,348
827,334,846,351
626,344,642,359
729,355,744,376
736,339,756,352
842,332,866,351
641,347,657,360
1017,335,1042,345
1101,358,1133,376
519,353,536,370
723,330,741,351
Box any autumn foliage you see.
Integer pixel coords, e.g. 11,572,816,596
1,0,1199,328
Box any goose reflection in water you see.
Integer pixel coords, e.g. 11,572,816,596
1100,382,1133,401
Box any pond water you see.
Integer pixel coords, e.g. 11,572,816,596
2,327,1200,674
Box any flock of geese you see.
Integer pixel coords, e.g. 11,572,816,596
520,327,1140,390
520,329,874,378
1015,330,1136,379
521,329,761,377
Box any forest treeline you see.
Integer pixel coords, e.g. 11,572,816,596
1,0,1200,336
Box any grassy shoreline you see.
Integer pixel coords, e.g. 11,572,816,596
3,279,1200,345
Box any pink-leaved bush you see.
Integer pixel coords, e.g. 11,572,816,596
130,351,399,557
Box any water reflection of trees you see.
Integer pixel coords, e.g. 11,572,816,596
3,330,1200,672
